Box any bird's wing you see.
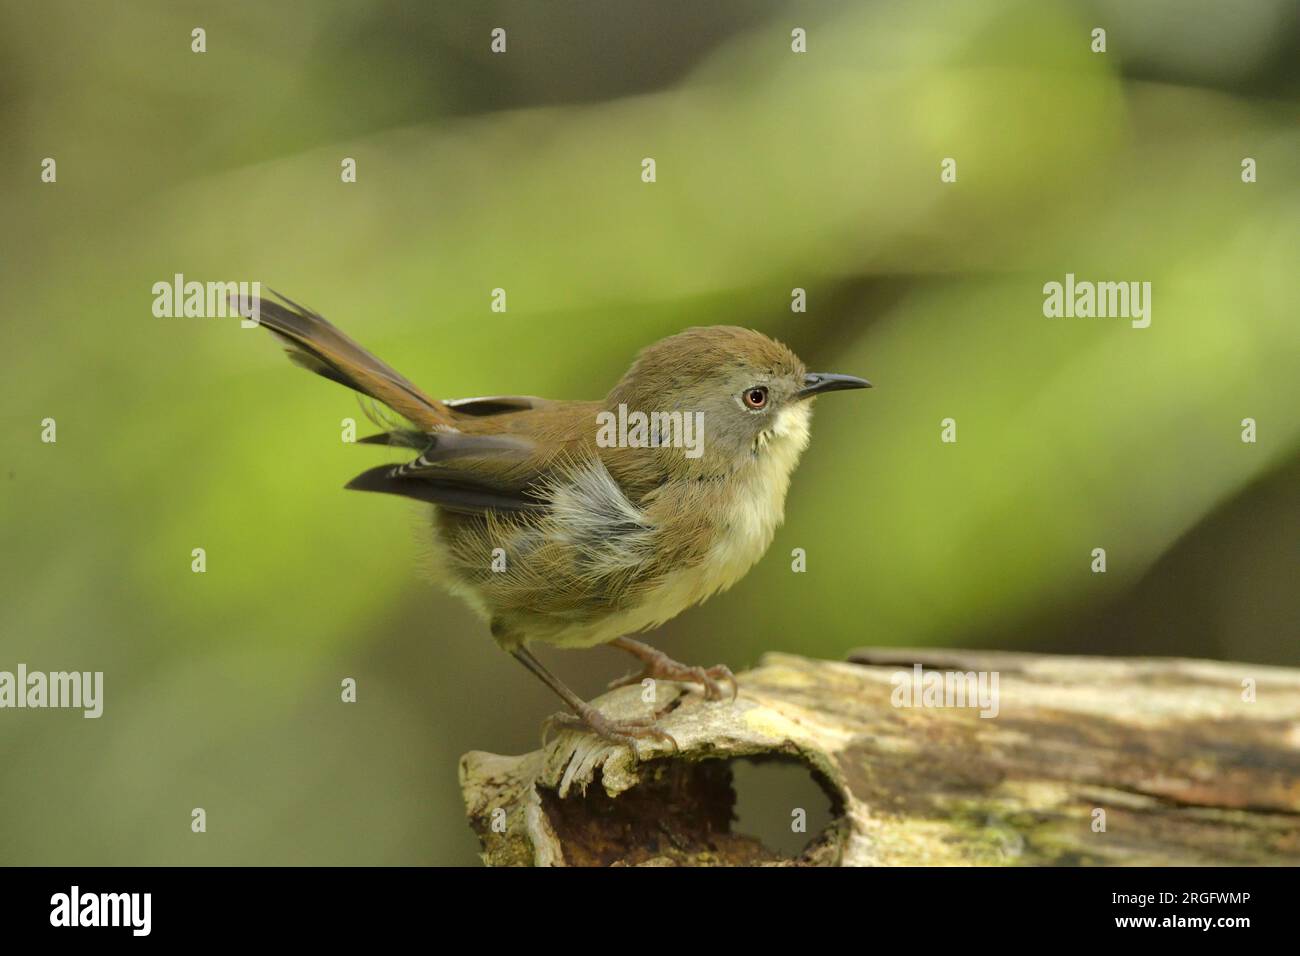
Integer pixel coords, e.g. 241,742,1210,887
443,395,554,416
346,403,605,516
357,396,554,447
346,432,551,515
346,464,549,514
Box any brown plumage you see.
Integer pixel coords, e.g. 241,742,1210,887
247,292,870,751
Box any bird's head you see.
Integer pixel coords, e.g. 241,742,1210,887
603,326,870,476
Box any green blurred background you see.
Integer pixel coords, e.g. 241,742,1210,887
1,0,1297,865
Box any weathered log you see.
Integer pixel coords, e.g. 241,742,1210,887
459,649,1300,866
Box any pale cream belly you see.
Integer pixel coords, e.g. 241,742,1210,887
537,459,792,649
538,544,767,649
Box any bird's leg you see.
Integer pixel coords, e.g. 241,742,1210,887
511,646,678,754
607,637,738,702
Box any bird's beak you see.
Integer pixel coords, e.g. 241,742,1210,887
797,372,872,399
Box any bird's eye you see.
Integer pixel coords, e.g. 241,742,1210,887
743,386,769,410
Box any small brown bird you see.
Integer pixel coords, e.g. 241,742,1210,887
245,293,869,751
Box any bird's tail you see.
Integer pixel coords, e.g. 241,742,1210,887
239,291,454,430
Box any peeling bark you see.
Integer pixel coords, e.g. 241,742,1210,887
460,650,1300,866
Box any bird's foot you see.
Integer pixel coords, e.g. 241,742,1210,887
609,650,738,702
543,704,679,757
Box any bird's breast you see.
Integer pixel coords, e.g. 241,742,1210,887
650,401,813,609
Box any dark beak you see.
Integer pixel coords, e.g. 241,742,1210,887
797,372,872,399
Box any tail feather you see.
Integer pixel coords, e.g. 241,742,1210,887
242,292,453,430
356,430,427,448
239,290,551,514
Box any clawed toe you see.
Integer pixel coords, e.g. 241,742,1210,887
542,709,679,757
697,664,738,701
607,670,645,691
612,662,738,701
606,639,740,704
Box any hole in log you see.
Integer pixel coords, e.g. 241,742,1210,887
537,754,846,866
